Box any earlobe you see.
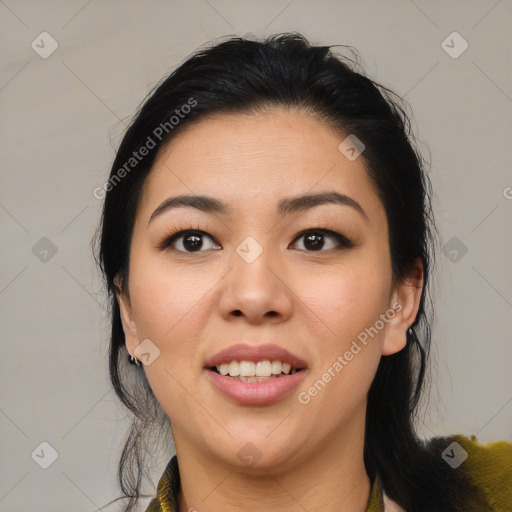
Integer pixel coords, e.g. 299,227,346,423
382,262,424,356
114,275,139,356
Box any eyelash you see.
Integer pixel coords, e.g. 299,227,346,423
157,223,355,254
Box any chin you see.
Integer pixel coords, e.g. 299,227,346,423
208,433,303,474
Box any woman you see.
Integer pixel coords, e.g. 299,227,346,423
96,33,512,512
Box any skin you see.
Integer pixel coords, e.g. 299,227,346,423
116,107,423,512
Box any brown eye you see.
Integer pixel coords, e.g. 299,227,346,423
159,228,354,254
291,229,354,252
159,230,221,253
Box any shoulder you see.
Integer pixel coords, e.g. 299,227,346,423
144,455,180,512
426,434,512,511
454,434,512,509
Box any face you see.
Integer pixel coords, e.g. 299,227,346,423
117,107,422,473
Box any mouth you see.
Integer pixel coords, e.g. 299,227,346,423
205,365,307,405
203,344,308,405
208,360,304,383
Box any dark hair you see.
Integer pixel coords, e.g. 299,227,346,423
95,32,481,512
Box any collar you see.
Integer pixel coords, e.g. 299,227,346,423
145,455,388,512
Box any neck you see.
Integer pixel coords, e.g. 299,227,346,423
174,418,371,512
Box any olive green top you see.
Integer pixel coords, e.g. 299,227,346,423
144,434,512,511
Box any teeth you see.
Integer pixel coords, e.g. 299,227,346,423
240,361,255,377
229,361,240,376
256,360,272,377
215,360,300,377
231,375,278,383
218,363,229,376
271,360,282,375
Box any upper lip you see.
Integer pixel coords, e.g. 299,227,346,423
205,343,308,369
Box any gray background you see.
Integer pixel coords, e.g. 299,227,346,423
1,1,511,510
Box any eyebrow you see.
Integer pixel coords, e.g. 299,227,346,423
148,191,369,225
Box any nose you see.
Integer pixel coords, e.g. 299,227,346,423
218,243,293,325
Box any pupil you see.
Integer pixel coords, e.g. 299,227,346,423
183,232,325,252
304,232,323,251
184,233,202,251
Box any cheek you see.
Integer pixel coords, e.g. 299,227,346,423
127,259,215,421
297,255,391,348
299,250,391,414
295,267,388,426
128,255,215,354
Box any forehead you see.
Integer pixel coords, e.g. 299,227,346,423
137,108,386,229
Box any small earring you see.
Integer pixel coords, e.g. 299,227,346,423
408,327,413,336
128,354,141,366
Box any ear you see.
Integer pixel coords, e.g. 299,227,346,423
114,274,140,358
382,260,424,356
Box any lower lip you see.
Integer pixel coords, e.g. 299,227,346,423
205,369,307,405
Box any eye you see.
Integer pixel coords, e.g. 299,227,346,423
290,229,354,252
159,227,354,254
159,230,221,253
